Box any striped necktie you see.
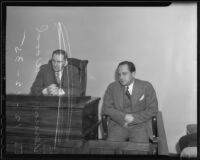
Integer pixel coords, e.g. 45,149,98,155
125,86,131,99
124,86,132,113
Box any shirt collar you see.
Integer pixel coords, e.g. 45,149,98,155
55,70,63,78
55,69,63,74
126,81,134,95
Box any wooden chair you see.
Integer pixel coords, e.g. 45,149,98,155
68,58,88,96
100,111,169,155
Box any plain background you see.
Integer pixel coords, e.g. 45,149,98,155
6,3,197,153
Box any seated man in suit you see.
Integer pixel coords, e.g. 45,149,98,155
102,61,158,143
30,49,81,96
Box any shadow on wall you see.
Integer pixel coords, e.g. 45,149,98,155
176,141,181,155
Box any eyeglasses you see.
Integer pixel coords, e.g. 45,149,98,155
52,59,65,64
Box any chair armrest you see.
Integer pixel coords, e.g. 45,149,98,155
149,136,159,144
149,115,159,144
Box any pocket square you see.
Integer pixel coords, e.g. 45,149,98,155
139,94,144,101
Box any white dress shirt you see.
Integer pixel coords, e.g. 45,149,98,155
55,70,63,84
126,81,134,95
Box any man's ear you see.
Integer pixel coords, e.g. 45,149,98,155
64,60,68,66
132,71,136,78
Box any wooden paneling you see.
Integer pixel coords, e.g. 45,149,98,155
6,94,100,154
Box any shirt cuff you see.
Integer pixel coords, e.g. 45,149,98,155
42,88,48,95
123,122,129,128
58,88,65,96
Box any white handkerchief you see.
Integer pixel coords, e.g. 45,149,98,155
139,94,144,101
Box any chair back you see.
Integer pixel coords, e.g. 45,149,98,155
68,58,88,96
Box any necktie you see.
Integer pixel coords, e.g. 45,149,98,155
125,86,131,99
124,86,132,113
55,72,61,85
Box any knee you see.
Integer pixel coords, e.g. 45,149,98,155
107,126,128,142
107,135,127,142
129,136,149,143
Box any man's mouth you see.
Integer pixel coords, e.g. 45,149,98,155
120,80,125,84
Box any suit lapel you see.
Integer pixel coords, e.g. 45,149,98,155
131,79,142,107
119,84,125,110
61,66,68,86
115,82,125,111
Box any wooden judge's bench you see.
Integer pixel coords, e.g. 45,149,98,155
6,94,101,154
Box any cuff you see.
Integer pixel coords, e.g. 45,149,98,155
42,88,48,95
123,122,129,128
58,88,65,96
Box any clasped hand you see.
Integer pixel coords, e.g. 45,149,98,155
124,114,134,127
42,84,65,96
47,84,59,95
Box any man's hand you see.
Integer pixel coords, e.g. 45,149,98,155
57,88,65,96
123,114,134,128
42,88,48,95
124,114,134,123
42,84,65,96
47,84,59,95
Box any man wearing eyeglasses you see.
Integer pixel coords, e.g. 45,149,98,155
30,49,81,96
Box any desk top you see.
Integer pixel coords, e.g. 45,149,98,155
6,94,101,109
6,94,91,102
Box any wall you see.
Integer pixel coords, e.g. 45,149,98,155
6,3,197,153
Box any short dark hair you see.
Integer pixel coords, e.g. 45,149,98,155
118,61,136,73
52,49,68,60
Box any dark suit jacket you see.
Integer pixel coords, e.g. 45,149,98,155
102,78,158,138
30,61,81,96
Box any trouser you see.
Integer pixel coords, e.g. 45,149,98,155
107,123,149,143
